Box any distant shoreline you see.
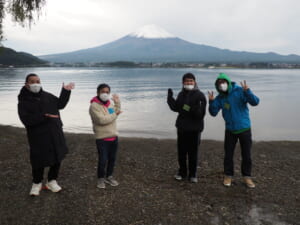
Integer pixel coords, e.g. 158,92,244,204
1,124,299,142
2,61,300,69
2,124,300,142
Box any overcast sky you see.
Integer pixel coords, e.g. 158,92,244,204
3,0,300,56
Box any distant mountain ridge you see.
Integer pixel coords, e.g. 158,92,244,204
0,46,46,66
40,25,300,63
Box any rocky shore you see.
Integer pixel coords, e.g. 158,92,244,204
0,125,299,225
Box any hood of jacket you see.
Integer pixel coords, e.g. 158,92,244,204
90,96,111,107
215,73,233,94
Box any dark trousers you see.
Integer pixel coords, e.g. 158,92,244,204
32,163,61,184
96,138,118,178
177,131,201,178
224,129,252,177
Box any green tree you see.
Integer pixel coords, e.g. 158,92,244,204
0,0,45,42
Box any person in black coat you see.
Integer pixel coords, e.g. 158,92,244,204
18,73,74,196
167,73,207,183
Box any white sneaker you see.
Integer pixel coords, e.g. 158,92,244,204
45,180,62,192
105,176,119,186
29,183,42,196
190,177,198,183
174,174,183,181
97,178,106,189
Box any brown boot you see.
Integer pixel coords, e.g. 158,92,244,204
244,177,255,188
223,176,232,187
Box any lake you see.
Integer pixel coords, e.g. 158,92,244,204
0,67,299,141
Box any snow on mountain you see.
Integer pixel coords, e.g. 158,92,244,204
128,24,176,39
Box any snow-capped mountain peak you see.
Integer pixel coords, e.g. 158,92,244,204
129,24,176,39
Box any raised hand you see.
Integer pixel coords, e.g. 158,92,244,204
168,88,173,98
112,94,120,103
208,91,215,101
240,80,249,91
63,82,75,91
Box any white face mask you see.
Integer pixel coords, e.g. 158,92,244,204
219,83,228,92
183,85,194,91
99,93,110,102
29,83,42,93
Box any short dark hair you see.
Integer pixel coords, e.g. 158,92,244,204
25,73,38,83
182,73,196,82
97,83,111,93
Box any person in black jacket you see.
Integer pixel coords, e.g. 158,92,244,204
167,73,207,183
18,73,74,196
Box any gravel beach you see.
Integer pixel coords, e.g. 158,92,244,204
0,125,299,225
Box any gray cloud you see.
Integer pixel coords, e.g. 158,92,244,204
3,0,300,55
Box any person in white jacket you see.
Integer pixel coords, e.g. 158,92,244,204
89,83,121,189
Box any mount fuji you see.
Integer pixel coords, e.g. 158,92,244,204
40,24,300,63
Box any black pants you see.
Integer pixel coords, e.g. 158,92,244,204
96,138,118,178
32,163,61,184
177,131,201,178
224,129,252,177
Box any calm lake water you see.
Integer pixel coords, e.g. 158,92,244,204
0,67,299,141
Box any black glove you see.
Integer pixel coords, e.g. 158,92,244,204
168,88,173,98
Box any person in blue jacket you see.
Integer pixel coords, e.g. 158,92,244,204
208,73,259,188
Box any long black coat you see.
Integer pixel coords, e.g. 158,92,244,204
167,88,207,132
18,86,71,168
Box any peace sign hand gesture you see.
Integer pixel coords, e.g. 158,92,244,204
240,80,249,91
208,91,215,101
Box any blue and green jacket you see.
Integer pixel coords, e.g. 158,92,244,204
209,73,260,133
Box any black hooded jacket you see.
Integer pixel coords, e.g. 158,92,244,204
18,86,71,168
167,88,207,132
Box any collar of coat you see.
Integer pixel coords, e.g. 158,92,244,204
90,96,111,107
18,86,43,100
